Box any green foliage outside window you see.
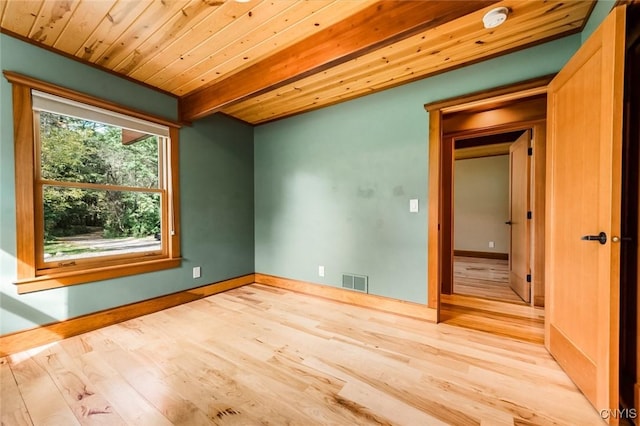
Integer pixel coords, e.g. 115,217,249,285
40,112,161,242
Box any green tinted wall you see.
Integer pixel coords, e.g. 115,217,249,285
254,35,581,304
582,0,616,43
0,35,254,335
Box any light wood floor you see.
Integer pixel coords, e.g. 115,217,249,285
441,293,545,344
453,256,525,304
1,284,602,425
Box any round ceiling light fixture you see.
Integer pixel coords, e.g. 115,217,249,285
482,7,509,29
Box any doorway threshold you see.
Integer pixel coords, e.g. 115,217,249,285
440,293,544,344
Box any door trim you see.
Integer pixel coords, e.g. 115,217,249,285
425,76,551,312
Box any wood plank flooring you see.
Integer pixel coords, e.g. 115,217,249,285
453,256,525,304
441,293,545,344
1,284,602,425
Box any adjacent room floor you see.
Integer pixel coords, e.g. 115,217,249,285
1,284,601,425
453,256,525,304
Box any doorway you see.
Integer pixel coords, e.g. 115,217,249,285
620,2,639,417
451,129,530,305
425,77,550,340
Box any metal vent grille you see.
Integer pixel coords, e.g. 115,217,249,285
342,274,368,293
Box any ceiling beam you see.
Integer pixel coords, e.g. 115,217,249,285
179,0,498,122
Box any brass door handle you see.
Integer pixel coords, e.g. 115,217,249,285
612,236,632,243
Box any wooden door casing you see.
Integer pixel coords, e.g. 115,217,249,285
531,123,547,307
620,3,640,414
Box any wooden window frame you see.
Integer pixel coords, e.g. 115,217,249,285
4,71,182,294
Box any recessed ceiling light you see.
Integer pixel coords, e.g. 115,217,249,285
234,0,251,3
482,7,509,29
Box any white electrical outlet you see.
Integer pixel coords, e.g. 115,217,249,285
489,241,495,248
193,266,201,279
318,265,325,277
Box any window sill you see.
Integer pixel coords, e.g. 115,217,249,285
14,258,182,294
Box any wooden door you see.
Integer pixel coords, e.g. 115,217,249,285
546,5,625,414
509,131,531,303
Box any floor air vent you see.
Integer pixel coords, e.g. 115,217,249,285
342,274,368,293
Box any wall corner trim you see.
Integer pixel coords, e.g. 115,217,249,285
255,273,437,323
0,273,255,357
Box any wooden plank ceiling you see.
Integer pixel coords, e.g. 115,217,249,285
0,0,595,125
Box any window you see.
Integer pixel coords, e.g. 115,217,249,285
5,72,181,293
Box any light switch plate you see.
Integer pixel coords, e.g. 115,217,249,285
409,199,419,213
193,266,201,279
318,265,325,277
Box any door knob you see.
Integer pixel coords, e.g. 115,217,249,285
581,232,607,245
505,220,512,225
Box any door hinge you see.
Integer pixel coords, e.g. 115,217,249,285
528,147,533,156
527,211,532,219
526,274,531,283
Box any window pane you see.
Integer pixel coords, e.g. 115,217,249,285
39,111,159,188
43,186,161,263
